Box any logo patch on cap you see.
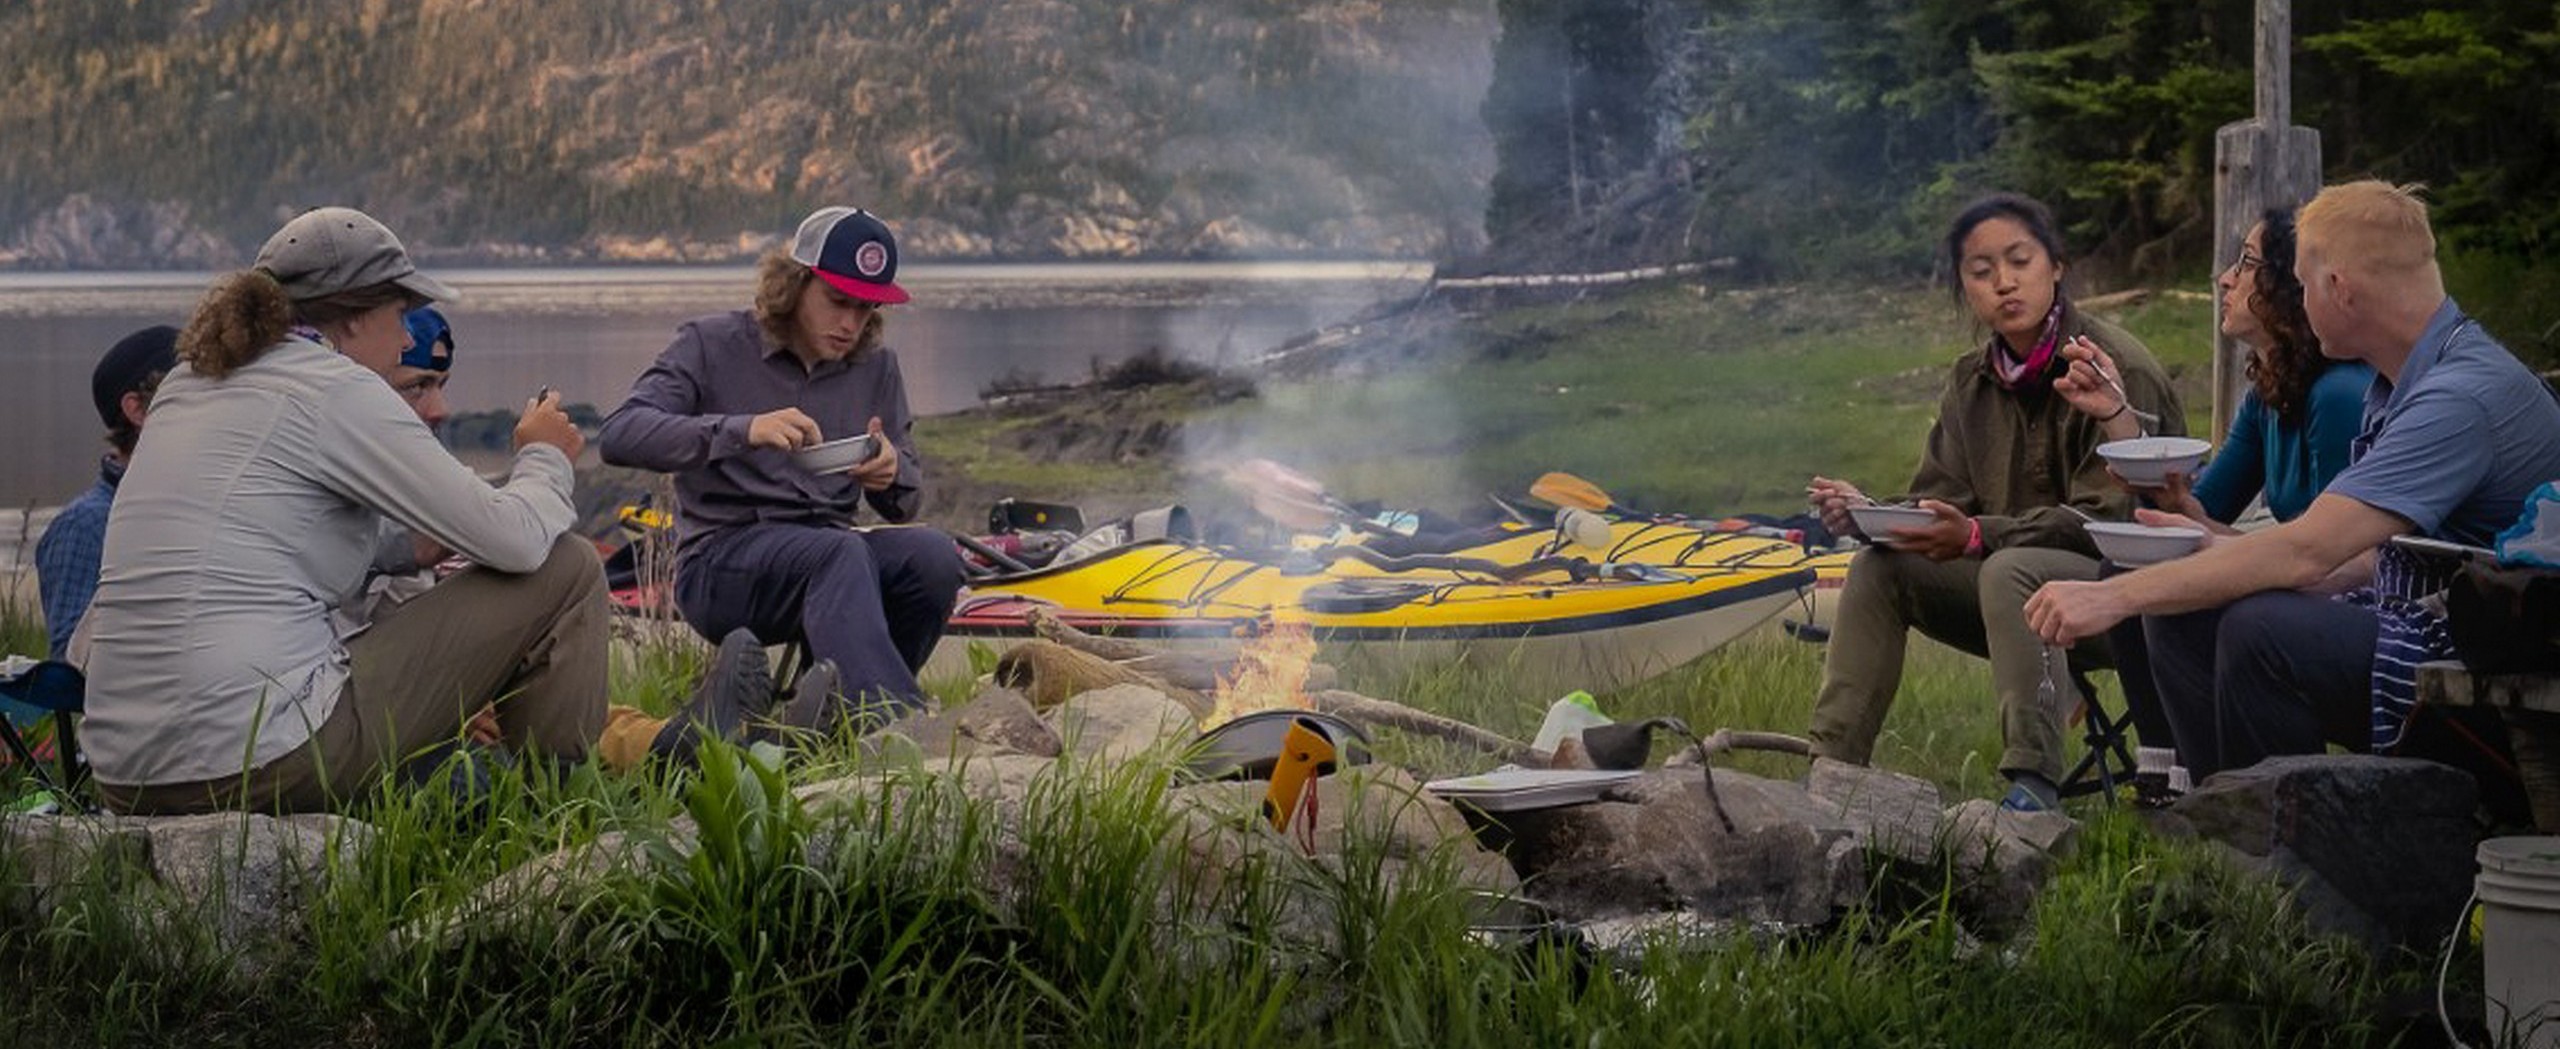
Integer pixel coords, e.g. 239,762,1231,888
854,240,889,278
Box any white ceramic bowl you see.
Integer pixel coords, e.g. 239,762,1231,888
792,434,878,474
2086,521,2206,566
1847,503,1939,545
2097,436,2211,487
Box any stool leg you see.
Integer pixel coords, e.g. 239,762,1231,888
56,717,87,794
2507,708,2560,834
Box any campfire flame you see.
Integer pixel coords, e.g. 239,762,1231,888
1205,618,1318,729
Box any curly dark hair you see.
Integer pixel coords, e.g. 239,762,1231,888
2242,207,2328,425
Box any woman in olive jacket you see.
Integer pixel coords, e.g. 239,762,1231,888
1802,193,2185,812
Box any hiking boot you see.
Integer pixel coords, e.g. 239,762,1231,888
773,658,842,735
651,628,773,764
1998,773,2062,814
2131,771,2181,809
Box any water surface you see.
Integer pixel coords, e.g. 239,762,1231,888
0,262,1427,511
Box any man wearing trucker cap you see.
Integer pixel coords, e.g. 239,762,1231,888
601,207,964,726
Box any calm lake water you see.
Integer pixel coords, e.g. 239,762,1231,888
0,262,1427,510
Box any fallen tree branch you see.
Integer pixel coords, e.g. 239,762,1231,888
1022,606,1337,692
1309,689,1529,763
1695,729,1814,760
1026,607,1159,662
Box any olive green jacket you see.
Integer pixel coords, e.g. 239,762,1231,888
1898,307,2185,557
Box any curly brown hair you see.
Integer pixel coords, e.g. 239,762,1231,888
178,270,294,380
753,249,884,358
178,272,420,380
2240,207,2328,425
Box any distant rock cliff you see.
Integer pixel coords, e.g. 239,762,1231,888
0,0,1496,268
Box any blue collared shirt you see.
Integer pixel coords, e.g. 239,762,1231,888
597,310,923,553
2327,298,2560,545
33,455,122,660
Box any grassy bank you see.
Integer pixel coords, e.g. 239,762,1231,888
2,282,2465,1047
0,633,2423,1048
927,283,2219,529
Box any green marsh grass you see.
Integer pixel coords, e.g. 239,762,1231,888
0,286,2441,1046
0,611,2429,1048
1194,286,2219,521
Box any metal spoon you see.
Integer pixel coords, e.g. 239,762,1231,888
2037,644,2065,718
2097,369,2163,432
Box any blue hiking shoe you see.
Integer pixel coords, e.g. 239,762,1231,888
1998,777,2061,813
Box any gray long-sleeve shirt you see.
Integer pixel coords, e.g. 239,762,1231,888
83,338,575,786
598,310,922,552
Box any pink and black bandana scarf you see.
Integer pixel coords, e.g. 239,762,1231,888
1987,302,2066,391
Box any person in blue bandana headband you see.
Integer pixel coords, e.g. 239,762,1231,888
388,305,457,430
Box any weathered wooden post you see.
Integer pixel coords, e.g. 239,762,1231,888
2210,0,2322,439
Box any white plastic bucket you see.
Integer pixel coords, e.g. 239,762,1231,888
2479,836,2560,1049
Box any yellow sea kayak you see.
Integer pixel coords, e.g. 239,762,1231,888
1432,518,1853,630
931,539,1816,693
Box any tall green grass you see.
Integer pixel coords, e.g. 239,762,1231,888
0,284,2457,1047
0,608,2436,1048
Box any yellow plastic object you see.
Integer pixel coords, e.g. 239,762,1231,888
1262,716,1339,833
946,538,1819,693
618,504,673,537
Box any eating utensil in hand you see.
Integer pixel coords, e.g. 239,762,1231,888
2037,644,2064,718
2096,369,2162,432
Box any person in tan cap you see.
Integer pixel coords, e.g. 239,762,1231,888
80,207,767,814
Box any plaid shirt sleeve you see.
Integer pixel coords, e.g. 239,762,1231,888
33,483,112,660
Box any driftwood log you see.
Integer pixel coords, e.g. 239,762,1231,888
993,640,1210,718
1023,607,1337,694
1018,608,1526,759
1309,689,1530,764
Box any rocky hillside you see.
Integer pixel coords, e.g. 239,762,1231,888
0,0,1494,268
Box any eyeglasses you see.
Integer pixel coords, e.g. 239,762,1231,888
2234,252,2265,273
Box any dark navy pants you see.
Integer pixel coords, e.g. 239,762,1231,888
2098,562,2175,754
675,523,964,717
2143,590,2376,778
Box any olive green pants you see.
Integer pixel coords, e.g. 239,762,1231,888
1806,544,2112,783
106,534,618,815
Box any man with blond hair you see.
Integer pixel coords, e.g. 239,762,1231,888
2025,180,2560,785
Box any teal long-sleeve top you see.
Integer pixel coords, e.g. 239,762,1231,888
2189,361,2373,524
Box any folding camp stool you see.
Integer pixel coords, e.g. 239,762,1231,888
0,658,90,804
2056,670,2137,803
772,637,815,700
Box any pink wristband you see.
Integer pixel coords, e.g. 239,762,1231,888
1964,518,1984,557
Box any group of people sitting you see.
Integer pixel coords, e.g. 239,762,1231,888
1806,180,2560,814
34,205,962,814
26,180,2560,821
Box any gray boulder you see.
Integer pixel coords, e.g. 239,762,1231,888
870,686,1063,761
2158,754,2480,954
1942,799,2079,931
1806,758,1945,865
1490,768,1862,926
1048,683,1201,764
2,811,371,973
0,812,153,916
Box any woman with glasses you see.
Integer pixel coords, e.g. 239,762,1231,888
2055,205,2372,804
